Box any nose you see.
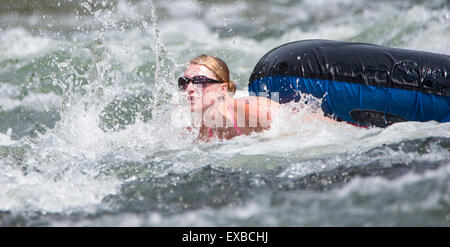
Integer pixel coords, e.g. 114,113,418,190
185,82,195,92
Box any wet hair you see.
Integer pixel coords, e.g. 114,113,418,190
189,54,237,94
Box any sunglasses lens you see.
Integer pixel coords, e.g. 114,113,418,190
192,76,207,85
178,77,189,89
197,75,222,85
178,76,221,90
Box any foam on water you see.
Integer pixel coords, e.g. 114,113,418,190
0,161,119,213
0,129,14,146
48,163,450,226
0,0,449,225
0,28,55,60
0,88,62,112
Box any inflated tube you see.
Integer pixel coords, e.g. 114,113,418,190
248,39,450,127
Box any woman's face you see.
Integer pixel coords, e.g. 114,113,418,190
182,64,225,112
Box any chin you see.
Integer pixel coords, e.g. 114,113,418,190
188,102,203,112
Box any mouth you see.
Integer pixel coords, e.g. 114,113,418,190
187,95,197,104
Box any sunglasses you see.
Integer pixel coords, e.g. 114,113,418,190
178,75,223,90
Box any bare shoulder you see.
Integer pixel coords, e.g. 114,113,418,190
233,96,280,122
235,96,280,107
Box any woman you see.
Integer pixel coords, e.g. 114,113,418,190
179,54,279,140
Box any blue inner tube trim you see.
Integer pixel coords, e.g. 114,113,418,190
249,75,450,125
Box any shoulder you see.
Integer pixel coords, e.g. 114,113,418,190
203,101,227,121
233,96,278,119
235,96,279,108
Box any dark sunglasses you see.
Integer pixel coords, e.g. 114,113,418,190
178,75,223,90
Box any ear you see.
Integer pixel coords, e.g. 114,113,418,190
219,83,228,97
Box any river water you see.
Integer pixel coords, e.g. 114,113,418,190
0,0,449,226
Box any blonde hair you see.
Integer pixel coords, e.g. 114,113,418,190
189,54,237,94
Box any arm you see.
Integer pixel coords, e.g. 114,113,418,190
236,97,277,129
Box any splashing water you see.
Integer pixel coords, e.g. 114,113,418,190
0,0,449,226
